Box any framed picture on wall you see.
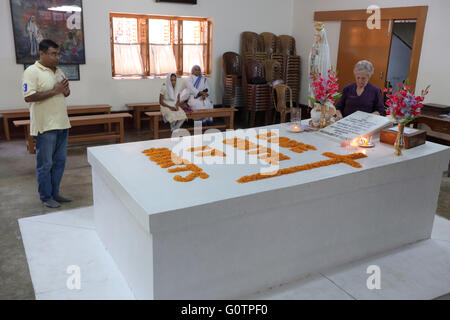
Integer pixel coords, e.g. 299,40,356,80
10,0,86,65
24,63,80,81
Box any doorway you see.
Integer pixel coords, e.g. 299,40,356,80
386,20,416,88
336,19,393,90
315,6,428,92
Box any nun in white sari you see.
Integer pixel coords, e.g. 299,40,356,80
159,73,188,131
186,65,214,123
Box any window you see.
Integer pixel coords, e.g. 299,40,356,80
110,13,213,78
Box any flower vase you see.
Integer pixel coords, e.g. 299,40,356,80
394,123,405,156
310,104,320,126
319,105,328,129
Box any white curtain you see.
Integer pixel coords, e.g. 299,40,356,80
150,45,177,75
114,44,144,75
183,45,205,74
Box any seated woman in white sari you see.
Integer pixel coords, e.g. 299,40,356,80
160,73,189,131
185,65,214,123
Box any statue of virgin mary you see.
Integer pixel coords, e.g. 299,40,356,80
308,22,336,126
308,22,332,105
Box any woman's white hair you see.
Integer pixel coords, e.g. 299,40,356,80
354,60,374,77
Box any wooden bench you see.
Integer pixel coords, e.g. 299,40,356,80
145,108,237,140
412,114,450,176
413,115,450,135
0,104,112,141
126,103,160,131
13,113,132,154
422,103,450,116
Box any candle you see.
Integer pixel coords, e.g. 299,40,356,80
350,138,359,148
360,137,369,146
290,124,302,132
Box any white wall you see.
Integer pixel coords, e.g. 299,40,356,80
293,0,450,106
3,0,448,111
0,0,294,111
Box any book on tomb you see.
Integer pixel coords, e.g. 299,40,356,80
317,111,393,142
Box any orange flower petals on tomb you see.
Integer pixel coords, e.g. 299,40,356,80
174,171,209,183
168,164,203,173
248,147,270,155
255,150,290,165
142,148,209,183
188,146,212,152
223,138,258,151
256,132,278,141
267,137,280,144
237,152,368,183
195,149,227,158
223,138,290,165
267,136,317,154
258,156,279,166
321,152,367,168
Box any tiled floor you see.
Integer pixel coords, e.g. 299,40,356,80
19,208,450,300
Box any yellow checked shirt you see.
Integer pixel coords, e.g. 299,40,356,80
22,61,71,136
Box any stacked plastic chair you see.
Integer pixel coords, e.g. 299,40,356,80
260,32,279,56
233,31,302,127
241,32,267,64
278,35,301,106
240,32,263,55
271,53,286,80
245,52,268,64
242,59,272,127
264,59,282,84
222,52,244,108
285,55,301,107
279,35,297,56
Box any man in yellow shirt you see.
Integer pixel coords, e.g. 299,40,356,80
22,39,72,208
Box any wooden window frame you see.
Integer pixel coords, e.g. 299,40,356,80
110,13,213,79
314,6,428,92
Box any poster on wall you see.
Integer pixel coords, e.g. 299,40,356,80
24,63,80,81
9,0,86,64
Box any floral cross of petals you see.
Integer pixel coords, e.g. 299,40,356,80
237,152,368,184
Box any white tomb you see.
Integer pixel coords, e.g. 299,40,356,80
87,123,450,299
